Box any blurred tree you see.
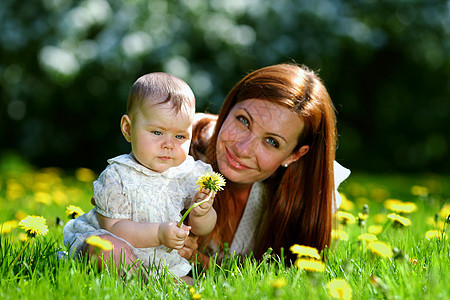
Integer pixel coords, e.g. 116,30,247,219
0,0,449,173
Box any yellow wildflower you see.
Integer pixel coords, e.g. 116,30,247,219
192,293,201,300
75,168,96,183
86,235,113,251
411,185,429,197
384,199,417,214
65,205,85,219
425,230,447,240
294,258,325,272
271,278,287,289
189,287,196,295
338,211,355,225
18,215,48,237
35,192,52,205
368,225,383,235
327,279,352,300
339,193,355,211
289,244,321,259
195,171,226,192
1,220,18,234
358,233,378,243
332,229,349,241
374,214,385,224
387,213,411,227
439,203,450,220
368,241,393,258
358,212,369,221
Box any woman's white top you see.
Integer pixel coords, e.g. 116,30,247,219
63,154,212,277
225,161,351,256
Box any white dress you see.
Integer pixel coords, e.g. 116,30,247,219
221,161,351,256
63,154,212,277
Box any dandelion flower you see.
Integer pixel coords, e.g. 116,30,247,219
327,279,352,300
65,205,85,219
339,193,355,211
290,244,321,259
294,258,325,272
18,215,48,237
387,213,411,227
440,203,450,220
384,199,417,214
75,167,96,182
368,225,383,235
195,171,226,192
332,229,349,241
1,220,18,234
425,230,447,240
411,185,428,197
192,293,202,300
86,235,113,251
374,214,385,224
368,241,393,258
271,278,287,289
358,233,378,243
338,211,355,225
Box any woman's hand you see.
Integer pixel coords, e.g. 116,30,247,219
177,235,199,260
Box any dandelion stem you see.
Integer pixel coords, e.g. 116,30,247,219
8,238,32,273
177,191,213,228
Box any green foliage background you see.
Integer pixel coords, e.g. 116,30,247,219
1,0,449,173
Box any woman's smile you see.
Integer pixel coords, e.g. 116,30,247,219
225,147,251,170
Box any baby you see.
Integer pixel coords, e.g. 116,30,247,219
63,72,216,282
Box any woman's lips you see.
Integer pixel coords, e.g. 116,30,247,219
225,148,249,170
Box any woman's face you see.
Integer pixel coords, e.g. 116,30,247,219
216,99,308,184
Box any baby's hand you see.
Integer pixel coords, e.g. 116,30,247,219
157,222,190,250
191,188,215,217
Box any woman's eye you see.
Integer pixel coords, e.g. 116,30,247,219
237,115,250,127
265,137,279,148
152,131,162,136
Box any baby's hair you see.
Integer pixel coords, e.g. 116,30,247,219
126,72,195,118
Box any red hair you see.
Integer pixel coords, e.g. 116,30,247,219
193,63,337,261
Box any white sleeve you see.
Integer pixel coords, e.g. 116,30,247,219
333,161,351,212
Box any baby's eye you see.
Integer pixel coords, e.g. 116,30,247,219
237,115,249,127
265,137,279,148
152,131,162,136
175,134,186,140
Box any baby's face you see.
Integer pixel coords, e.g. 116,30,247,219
129,102,194,173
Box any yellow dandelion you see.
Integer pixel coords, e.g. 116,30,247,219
195,171,226,192
327,279,352,300
18,215,48,237
374,214,385,224
387,213,411,227
294,258,325,272
75,167,96,183
35,192,52,205
189,287,196,295
411,185,428,197
338,211,356,225
65,205,85,219
425,230,447,240
290,244,321,259
384,199,417,214
86,235,113,251
271,278,287,289
332,229,349,241
339,193,355,211
439,203,450,220
358,233,378,243
358,212,369,221
368,225,383,235
1,220,19,234
384,198,402,210
368,241,393,258
192,293,202,300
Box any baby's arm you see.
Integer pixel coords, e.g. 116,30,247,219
187,188,217,236
97,213,190,250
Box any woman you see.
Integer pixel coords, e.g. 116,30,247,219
185,63,350,263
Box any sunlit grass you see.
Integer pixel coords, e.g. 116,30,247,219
0,156,449,299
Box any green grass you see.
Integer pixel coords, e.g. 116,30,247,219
0,155,449,299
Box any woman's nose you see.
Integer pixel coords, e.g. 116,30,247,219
235,133,257,157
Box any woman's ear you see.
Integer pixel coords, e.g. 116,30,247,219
121,114,132,142
282,145,309,166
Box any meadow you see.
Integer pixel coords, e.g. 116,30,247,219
0,154,449,299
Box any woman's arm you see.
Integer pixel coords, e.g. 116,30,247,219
96,213,190,250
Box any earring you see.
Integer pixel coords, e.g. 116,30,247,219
283,164,288,168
